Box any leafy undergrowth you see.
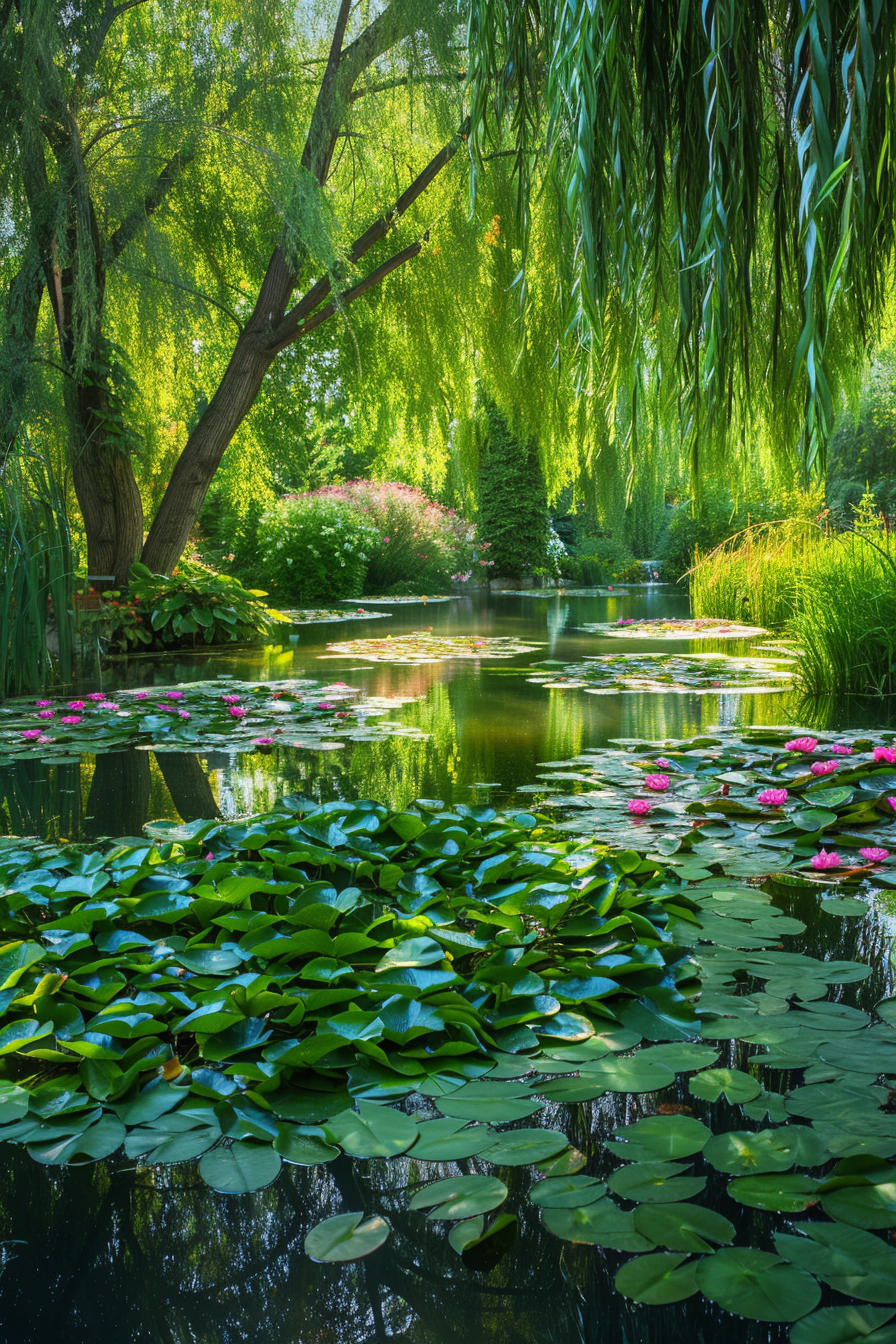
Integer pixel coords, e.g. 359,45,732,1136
579,618,767,639
522,651,796,695
320,633,542,665
0,677,424,765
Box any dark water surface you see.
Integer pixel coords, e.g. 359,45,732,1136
1,590,894,1343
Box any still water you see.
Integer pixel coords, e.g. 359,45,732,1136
0,589,892,1343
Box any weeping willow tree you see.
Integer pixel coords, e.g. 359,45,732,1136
0,0,471,582
464,0,896,488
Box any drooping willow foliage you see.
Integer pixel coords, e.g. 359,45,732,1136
465,0,896,484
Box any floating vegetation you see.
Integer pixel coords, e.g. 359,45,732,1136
278,608,391,624
338,596,457,606
0,678,424,764
0,799,695,1190
529,724,896,867
526,652,797,695
320,633,542,665
578,618,767,640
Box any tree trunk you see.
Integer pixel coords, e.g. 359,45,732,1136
140,254,290,575
155,752,222,822
68,373,145,585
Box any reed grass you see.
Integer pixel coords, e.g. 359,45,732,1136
690,521,896,696
0,454,74,698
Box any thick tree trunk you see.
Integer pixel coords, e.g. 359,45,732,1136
68,373,145,585
155,752,222,822
0,261,44,464
140,254,289,575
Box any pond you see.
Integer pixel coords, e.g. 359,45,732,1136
2,588,896,1344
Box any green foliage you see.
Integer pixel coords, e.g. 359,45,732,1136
573,534,638,585
258,495,377,603
478,399,549,578
0,455,74,697
84,561,277,654
827,347,896,518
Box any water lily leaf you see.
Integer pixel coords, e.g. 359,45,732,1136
818,1037,896,1076
409,1174,507,1220
608,1160,706,1204
703,1129,798,1176
535,1146,588,1177
436,1094,543,1123
728,1173,821,1212
689,1067,761,1103
822,898,869,917
29,1113,126,1166
790,1306,896,1344
198,1141,281,1193
614,1252,700,1305
776,1223,896,1303
542,1200,653,1252
448,1216,484,1254
323,1102,418,1158
528,1175,607,1208
609,1115,711,1162
304,1212,390,1263
695,1247,821,1322
822,1182,896,1229
632,1202,735,1253
482,1128,571,1166
274,1124,339,1165
409,1117,496,1161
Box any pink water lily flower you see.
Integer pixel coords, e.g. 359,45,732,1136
253,737,274,749
644,774,670,792
316,702,335,710
59,715,81,725
860,847,890,863
785,736,818,753
87,692,106,702
628,799,651,816
222,694,241,704
177,710,191,720
654,758,672,769
830,743,853,755
37,710,54,720
874,746,896,764
228,706,246,719
758,788,788,806
21,729,41,741
37,735,53,744
134,691,149,700
34,700,53,708
205,852,214,861
810,761,838,776
99,701,119,711
165,691,184,700
888,798,896,812
811,849,841,870
67,700,85,711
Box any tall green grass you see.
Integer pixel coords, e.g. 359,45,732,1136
690,521,896,696
0,455,74,698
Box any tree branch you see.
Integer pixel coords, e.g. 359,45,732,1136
78,0,151,84
269,122,465,348
129,267,244,333
349,71,465,102
269,240,422,353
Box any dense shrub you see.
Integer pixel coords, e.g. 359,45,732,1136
308,481,480,593
257,482,481,601
574,534,639,584
478,398,549,578
259,495,377,602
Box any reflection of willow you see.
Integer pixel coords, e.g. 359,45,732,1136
276,683,489,810
542,688,589,764
1,1102,771,1343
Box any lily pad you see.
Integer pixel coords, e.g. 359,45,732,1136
695,1247,821,1322
304,1212,390,1262
409,1175,508,1221
614,1252,700,1305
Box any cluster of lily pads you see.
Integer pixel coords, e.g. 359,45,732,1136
578,618,767,640
0,799,694,1197
0,678,425,765
338,596,457,606
528,725,896,876
320,633,541,665
524,652,796,695
278,608,390,624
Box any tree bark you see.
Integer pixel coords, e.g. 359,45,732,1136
155,752,222,822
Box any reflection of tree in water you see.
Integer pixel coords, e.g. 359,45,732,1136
0,1091,785,1344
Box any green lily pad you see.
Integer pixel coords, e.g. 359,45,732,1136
528,1175,607,1208
481,1128,570,1166
608,1160,706,1204
695,1247,821,1322
609,1114,711,1162
632,1201,735,1253
703,1129,799,1176
304,1212,390,1262
198,1142,282,1193
323,1103,418,1158
822,1181,896,1229
409,1174,508,1221
614,1252,700,1305
727,1173,821,1212
790,1305,896,1344
542,1200,653,1252
689,1067,761,1103
776,1223,896,1303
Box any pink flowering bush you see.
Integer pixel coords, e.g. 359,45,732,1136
259,481,480,601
